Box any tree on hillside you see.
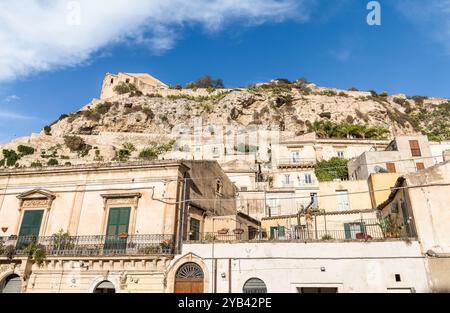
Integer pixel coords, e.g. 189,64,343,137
186,75,224,89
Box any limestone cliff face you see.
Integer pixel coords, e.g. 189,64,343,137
1,80,448,168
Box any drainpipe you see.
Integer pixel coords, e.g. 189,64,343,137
177,174,188,254
228,258,232,293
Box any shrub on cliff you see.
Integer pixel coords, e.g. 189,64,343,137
113,82,141,96
1,149,19,167
17,145,35,156
47,158,59,166
186,75,224,89
64,135,86,152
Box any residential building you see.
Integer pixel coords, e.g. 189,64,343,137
367,173,401,209
100,72,168,99
168,241,429,293
348,135,435,180
378,160,450,292
275,132,389,164
0,160,243,293
260,179,377,241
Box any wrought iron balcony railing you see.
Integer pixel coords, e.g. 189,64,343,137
0,234,175,257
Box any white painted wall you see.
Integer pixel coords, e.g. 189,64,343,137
175,241,429,293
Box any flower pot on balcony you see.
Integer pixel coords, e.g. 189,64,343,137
218,228,229,235
118,233,128,239
233,228,244,235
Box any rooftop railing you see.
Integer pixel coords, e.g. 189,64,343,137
187,220,412,243
0,234,175,257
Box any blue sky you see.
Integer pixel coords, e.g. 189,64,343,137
0,0,449,143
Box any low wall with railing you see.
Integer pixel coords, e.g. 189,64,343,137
0,234,175,257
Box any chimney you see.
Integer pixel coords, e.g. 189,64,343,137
443,150,450,163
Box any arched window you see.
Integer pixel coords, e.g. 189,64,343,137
94,280,115,294
176,262,204,279
243,278,267,293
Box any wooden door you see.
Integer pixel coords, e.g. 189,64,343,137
174,280,204,293
336,190,350,211
174,263,204,293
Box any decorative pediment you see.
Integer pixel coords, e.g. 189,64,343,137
17,189,56,200
17,189,55,209
100,193,142,200
101,193,142,207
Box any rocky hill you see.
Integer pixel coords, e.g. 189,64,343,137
1,78,449,168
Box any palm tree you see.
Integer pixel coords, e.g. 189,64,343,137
353,124,370,139
335,122,354,138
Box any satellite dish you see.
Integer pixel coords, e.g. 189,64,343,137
374,166,388,173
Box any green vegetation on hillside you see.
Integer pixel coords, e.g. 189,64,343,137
309,121,390,140
408,101,450,141
1,149,19,167
315,157,348,182
17,145,35,156
114,82,143,97
186,75,224,89
139,140,176,160
248,77,312,95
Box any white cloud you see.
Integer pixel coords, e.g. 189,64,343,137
328,49,351,62
0,0,312,81
2,94,20,102
0,110,34,120
396,0,450,52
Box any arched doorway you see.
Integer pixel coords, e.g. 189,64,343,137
243,278,267,293
0,274,22,293
174,262,204,293
93,280,116,293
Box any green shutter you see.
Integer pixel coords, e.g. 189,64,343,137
18,210,44,237
17,210,44,250
278,226,285,237
360,222,367,234
344,223,351,239
270,227,276,239
105,207,131,252
106,207,130,236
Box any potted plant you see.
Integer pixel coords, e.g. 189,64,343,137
160,240,173,253
4,245,16,260
118,232,128,239
218,228,229,235
233,228,244,235
205,233,217,241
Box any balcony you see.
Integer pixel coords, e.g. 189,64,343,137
276,158,316,169
188,219,413,243
0,234,175,258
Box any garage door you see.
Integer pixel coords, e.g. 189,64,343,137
1,275,22,293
